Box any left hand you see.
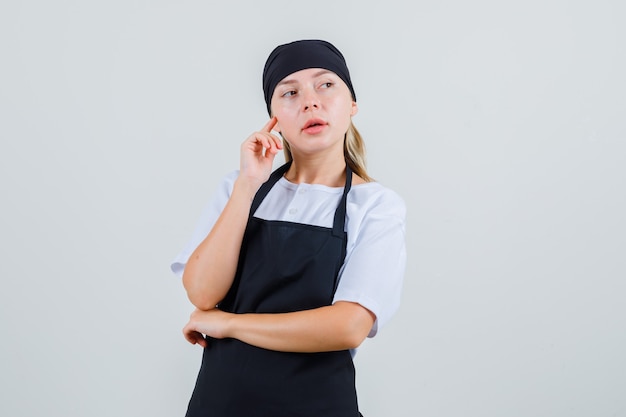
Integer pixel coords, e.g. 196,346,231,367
182,308,232,348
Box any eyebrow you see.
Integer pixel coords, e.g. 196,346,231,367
275,69,334,87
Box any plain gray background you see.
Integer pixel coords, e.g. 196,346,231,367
1,1,625,416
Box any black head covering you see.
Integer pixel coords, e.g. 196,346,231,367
262,39,356,114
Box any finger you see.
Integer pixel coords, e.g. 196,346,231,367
265,131,284,151
242,135,265,155
271,133,283,151
260,116,278,133
264,133,283,156
258,133,273,150
196,335,208,348
183,325,201,344
183,327,194,344
186,330,205,346
252,133,277,153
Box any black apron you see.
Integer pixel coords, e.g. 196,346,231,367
185,162,361,417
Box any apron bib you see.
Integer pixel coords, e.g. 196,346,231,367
185,162,360,417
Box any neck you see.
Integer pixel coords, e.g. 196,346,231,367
284,153,346,186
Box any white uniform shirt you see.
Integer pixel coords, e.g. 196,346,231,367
171,170,406,338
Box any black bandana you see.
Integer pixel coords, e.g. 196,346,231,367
262,39,356,115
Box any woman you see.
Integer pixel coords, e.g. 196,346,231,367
171,39,406,417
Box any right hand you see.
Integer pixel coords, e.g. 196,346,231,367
239,117,283,189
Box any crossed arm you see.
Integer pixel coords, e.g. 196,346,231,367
183,301,375,353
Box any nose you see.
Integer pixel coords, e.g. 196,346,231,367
301,88,320,111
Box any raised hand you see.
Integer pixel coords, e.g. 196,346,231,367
239,117,283,190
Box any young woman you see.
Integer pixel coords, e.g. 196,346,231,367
171,39,406,417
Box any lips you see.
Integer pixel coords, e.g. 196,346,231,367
302,118,327,134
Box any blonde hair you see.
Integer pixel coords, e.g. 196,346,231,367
282,121,373,182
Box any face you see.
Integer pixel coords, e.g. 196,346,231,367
270,68,358,158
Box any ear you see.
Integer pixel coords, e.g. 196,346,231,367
350,101,358,117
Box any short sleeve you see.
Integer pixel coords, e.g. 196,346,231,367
170,170,239,278
332,189,407,338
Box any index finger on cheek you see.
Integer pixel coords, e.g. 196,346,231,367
261,116,277,133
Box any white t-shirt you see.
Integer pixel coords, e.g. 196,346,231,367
171,170,406,338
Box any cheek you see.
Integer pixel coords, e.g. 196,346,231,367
271,100,297,118
272,105,299,130
331,98,355,125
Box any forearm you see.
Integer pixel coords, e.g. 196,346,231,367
225,302,375,353
183,178,258,310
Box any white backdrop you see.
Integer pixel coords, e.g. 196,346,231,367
1,1,625,416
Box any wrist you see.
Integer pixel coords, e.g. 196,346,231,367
233,176,262,201
224,312,239,339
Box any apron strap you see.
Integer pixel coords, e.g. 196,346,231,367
249,161,292,216
332,163,352,237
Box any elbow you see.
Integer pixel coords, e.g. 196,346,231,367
342,315,371,349
182,275,220,311
342,330,367,350
186,291,219,311
334,302,375,349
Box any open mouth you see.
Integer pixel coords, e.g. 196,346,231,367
303,119,327,130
